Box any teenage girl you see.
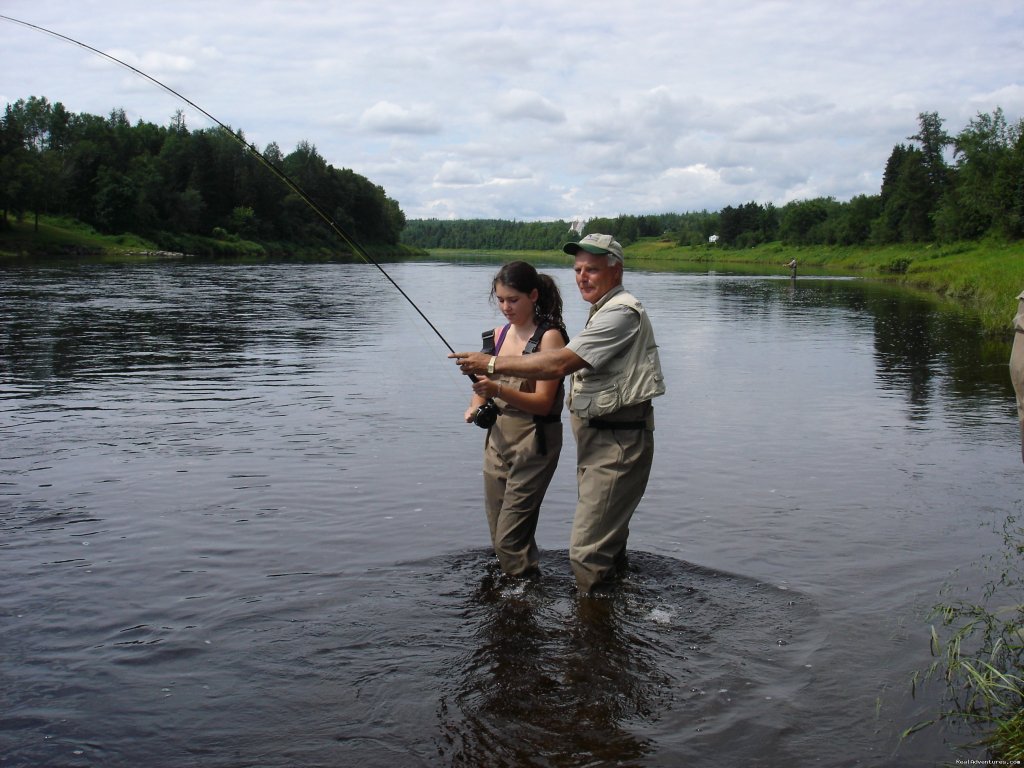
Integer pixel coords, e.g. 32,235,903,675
464,261,569,577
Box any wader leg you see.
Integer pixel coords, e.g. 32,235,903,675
484,416,562,576
569,413,653,593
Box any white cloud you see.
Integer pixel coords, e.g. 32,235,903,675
105,47,198,75
433,161,484,187
966,84,1024,117
358,101,441,135
493,89,565,123
2,0,1022,220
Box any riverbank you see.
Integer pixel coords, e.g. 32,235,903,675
432,237,1024,337
632,238,1024,335
0,215,425,264
4,216,1021,336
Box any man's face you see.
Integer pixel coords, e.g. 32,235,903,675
574,252,622,305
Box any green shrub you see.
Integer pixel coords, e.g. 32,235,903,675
882,257,912,274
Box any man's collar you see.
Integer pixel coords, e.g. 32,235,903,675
591,284,625,311
587,285,625,320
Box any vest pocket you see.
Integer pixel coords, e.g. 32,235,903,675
570,384,623,418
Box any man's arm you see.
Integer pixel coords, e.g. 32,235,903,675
451,347,587,380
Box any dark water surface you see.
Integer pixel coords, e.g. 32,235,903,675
1,261,1020,767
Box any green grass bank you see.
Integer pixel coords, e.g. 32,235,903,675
0,215,423,265
628,237,1024,336
434,237,1024,337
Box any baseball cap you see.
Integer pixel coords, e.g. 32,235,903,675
562,233,624,263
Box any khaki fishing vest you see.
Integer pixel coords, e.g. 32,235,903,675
567,291,665,419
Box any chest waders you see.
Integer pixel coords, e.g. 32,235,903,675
481,322,568,455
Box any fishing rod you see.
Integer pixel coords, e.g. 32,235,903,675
0,13,460,356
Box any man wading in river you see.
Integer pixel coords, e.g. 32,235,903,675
452,234,666,594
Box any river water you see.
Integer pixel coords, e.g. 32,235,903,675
1,259,1020,767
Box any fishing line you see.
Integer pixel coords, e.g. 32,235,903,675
0,13,462,357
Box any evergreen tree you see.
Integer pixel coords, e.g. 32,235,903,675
909,111,952,194
877,144,934,242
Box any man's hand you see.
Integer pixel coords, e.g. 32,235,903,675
449,351,490,376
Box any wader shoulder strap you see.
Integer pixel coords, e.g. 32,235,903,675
524,322,569,455
486,322,566,356
523,321,568,354
523,323,546,355
481,323,512,354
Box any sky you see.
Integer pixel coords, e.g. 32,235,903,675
2,1,1022,223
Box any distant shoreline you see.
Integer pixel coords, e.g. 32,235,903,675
3,216,1020,336
430,238,1024,337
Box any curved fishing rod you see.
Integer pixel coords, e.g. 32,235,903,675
0,13,460,355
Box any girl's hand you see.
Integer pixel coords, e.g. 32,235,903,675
464,407,477,423
472,376,497,399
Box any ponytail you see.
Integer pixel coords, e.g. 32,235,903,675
491,261,567,338
535,273,566,337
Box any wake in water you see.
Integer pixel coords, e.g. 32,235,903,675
431,550,820,767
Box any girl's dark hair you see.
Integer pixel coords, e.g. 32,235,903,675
491,260,565,332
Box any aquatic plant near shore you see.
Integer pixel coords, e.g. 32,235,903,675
907,514,1024,761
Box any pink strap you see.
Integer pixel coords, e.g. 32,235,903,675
494,323,511,354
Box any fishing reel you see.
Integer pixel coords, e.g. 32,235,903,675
472,400,499,429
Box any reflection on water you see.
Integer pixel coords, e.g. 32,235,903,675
2,265,391,390
436,551,817,767
1,261,1021,766
441,560,667,766
642,273,1014,421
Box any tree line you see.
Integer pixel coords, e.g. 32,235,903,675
401,213,693,251
0,96,407,252
403,110,1024,252
5,99,1019,256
